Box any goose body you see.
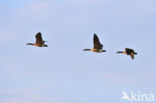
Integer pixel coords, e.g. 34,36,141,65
27,32,48,47
83,34,106,53
117,48,137,59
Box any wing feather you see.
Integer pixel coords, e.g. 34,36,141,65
125,48,134,55
130,54,134,59
35,32,43,46
93,34,103,50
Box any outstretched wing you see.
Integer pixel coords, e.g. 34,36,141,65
35,32,43,45
125,48,134,54
93,34,103,50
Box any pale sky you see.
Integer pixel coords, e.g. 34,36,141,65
0,0,156,103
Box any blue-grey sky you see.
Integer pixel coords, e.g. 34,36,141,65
0,0,156,103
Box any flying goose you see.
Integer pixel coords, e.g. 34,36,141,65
117,48,137,59
27,32,48,47
83,34,106,53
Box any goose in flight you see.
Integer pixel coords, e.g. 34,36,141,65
26,32,48,47
83,34,106,53
117,48,137,59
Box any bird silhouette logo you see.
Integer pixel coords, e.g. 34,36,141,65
121,91,131,101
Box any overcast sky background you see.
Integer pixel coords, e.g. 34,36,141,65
0,0,156,103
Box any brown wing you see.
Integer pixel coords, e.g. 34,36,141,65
93,34,103,50
35,32,43,45
130,54,134,59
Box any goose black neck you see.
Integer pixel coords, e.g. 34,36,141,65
117,51,123,53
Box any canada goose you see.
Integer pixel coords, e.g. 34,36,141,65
83,34,106,53
26,32,48,47
117,48,137,59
